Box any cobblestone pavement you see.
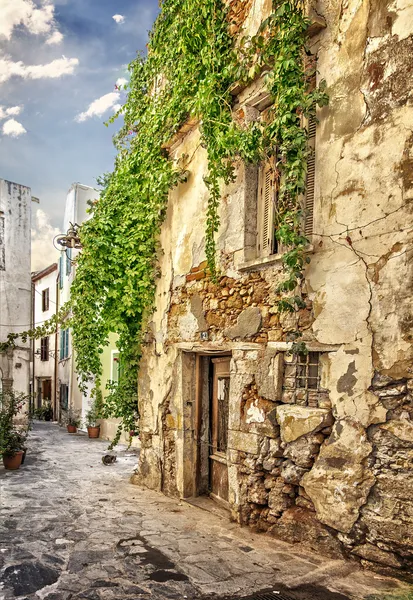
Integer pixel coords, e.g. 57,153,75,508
0,423,409,600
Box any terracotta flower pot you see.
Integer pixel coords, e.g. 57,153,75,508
87,426,100,439
67,425,77,434
3,451,24,470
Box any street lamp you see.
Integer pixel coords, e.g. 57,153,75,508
53,222,82,251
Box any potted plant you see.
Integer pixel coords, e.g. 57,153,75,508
33,401,53,421
2,429,27,470
61,408,81,433
0,390,29,470
85,399,101,439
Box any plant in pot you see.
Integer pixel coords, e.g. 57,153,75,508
1,428,28,470
62,408,81,433
0,390,29,469
85,399,101,439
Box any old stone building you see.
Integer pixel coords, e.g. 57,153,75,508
0,178,32,401
132,0,413,579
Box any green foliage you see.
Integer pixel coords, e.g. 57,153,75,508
0,305,69,353
66,0,328,444
0,390,30,456
32,401,53,422
61,407,81,428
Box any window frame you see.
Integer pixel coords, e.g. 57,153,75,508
282,351,326,407
40,336,49,361
42,288,50,312
59,328,69,360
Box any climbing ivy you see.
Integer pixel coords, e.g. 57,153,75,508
65,0,328,444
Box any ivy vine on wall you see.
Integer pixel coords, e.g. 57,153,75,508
1,0,328,446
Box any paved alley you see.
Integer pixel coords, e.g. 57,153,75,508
0,423,408,600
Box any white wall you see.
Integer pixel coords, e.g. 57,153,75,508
58,184,99,426
0,179,32,395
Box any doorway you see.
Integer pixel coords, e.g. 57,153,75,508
194,354,231,509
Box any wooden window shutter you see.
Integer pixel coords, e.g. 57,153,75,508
65,329,69,359
258,157,276,257
302,53,317,238
304,114,316,237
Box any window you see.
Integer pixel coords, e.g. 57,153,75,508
60,329,69,360
40,337,49,361
59,255,64,289
42,288,49,311
282,352,327,407
66,248,72,276
302,54,317,238
257,156,278,257
255,56,317,258
110,351,120,383
60,383,69,410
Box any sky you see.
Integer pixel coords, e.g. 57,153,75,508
0,0,159,270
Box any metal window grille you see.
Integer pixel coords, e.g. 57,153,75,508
283,352,322,405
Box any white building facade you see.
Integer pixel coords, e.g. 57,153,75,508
57,183,99,427
31,263,58,415
0,179,32,399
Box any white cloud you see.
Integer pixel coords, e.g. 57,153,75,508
116,77,128,88
76,92,121,122
0,105,22,119
112,14,125,24
0,54,79,83
0,0,57,40
2,118,26,137
112,103,122,113
46,30,63,45
31,208,60,272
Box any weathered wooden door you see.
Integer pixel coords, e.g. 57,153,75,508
42,379,52,401
210,357,230,506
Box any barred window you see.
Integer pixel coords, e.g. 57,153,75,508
282,352,330,408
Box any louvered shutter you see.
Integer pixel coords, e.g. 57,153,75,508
258,157,276,257
304,114,316,237
59,255,63,289
65,329,69,358
66,248,72,276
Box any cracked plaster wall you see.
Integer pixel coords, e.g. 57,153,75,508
0,179,32,398
133,0,413,579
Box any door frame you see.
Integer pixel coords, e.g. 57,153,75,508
191,351,232,506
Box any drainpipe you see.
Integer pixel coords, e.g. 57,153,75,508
31,280,35,413
53,274,59,421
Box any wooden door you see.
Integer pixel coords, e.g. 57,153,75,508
42,379,52,401
210,357,230,507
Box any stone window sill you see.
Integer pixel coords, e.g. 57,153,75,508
238,245,314,272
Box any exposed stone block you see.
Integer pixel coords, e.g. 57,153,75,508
255,349,283,401
276,405,333,443
224,307,262,339
280,459,308,485
228,430,260,454
190,294,208,332
351,544,403,568
284,432,325,468
302,420,375,534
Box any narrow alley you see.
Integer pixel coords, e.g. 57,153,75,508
0,424,408,600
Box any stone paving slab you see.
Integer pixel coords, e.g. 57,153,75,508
0,422,409,600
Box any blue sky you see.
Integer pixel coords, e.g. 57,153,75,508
0,0,158,267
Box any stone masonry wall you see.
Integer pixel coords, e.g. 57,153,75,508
134,0,413,581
